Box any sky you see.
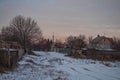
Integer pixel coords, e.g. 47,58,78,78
0,0,120,40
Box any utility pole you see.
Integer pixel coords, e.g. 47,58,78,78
52,32,54,44
0,32,2,48
51,32,55,51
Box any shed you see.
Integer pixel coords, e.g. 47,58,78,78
0,48,18,68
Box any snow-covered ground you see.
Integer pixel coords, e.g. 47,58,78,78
0,51,120,80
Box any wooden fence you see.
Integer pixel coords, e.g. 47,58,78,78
84,49,120,61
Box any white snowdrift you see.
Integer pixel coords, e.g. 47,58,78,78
0,51,120,80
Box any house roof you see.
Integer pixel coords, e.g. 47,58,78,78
91,35,112,44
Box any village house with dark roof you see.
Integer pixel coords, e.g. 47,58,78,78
87,35,112,50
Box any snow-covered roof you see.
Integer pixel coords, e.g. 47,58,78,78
0,48,18,51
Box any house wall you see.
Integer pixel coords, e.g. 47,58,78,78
97,38,111,50
96,44,111,50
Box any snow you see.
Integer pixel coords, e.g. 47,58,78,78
0,51,120,80
0,48,18,51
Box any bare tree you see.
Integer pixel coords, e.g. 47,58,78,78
66,35,75,49
1,15,42,53
66,34,86,50
112,37,120,50
1,26,17,42
88,36,93,43
55,39,63,48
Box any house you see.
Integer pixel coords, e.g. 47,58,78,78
87,35,112,50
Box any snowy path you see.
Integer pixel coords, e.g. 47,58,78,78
0,51,120,80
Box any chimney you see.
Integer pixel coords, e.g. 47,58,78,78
97,35,100,37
